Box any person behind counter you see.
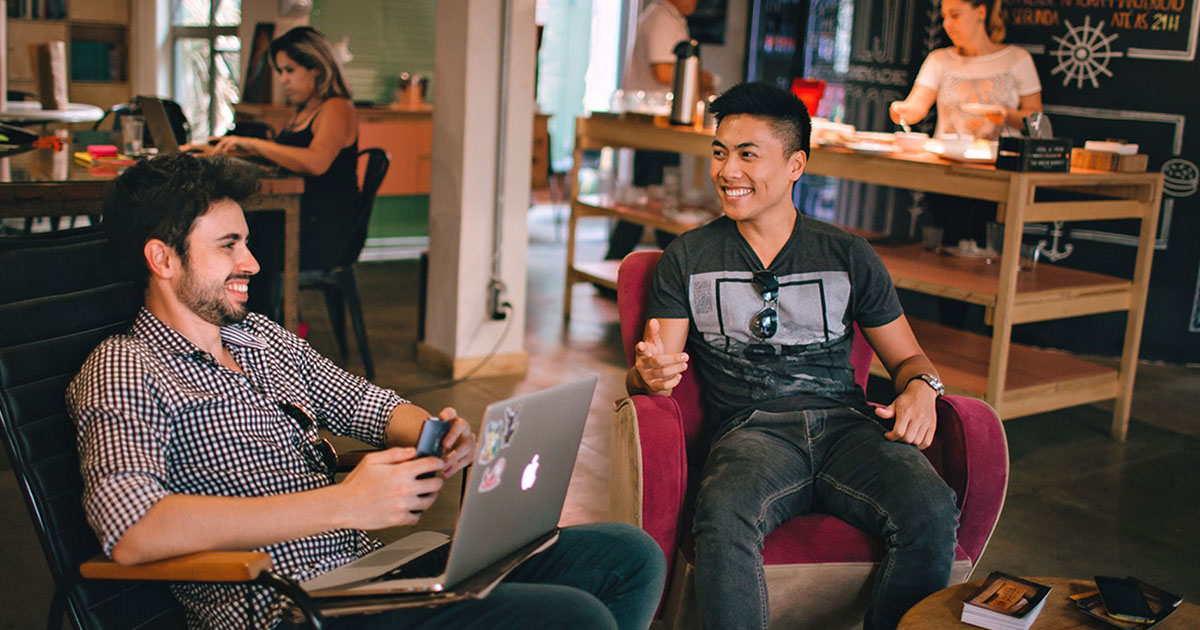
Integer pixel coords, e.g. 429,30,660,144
605,0,714,264
185,26,358,319
888,0,1044,281
888,0,1042,140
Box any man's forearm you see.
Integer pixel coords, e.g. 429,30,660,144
384,402,435,447
110,485,348,565
891,355,939,395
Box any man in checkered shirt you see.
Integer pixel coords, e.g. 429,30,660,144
67,154,665,629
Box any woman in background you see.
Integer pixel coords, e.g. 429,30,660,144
890,0,1043,327
188,26,359,318
889,0,1042,140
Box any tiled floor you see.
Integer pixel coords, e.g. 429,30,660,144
2,206,1198,628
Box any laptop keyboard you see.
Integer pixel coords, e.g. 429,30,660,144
370,542,452,582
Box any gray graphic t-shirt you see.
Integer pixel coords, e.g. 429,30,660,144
647,213,903,426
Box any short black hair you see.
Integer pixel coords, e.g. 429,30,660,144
709,82,811,157
101,154,260,288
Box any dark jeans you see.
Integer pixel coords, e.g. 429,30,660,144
322,523,665,630
692,408,959,630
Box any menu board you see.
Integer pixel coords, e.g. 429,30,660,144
1002,1,1200,359
1007,0,1194,66
799,0,1200,361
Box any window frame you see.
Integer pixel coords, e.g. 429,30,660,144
169,2,240,137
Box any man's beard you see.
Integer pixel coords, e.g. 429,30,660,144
177,264,250,327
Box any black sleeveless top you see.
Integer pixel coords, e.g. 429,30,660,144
276,106,359,269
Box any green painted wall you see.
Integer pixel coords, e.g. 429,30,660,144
312,0,434,242
311,0,436,105
366,195,429,239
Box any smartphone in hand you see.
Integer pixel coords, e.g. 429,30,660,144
415,418,450,481
416,418,450,459
1095,575,1155,623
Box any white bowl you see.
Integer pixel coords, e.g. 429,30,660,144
894,131,929,152
938,134,973,156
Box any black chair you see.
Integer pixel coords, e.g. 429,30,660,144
298,148,391,381
92,98,191,147
0,227,323,629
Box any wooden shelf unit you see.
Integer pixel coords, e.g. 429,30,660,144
5,1,133,110
567,115,1163,439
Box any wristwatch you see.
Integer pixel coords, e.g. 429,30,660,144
907,372,945,397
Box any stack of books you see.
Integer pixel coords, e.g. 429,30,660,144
960,572,1051,630
1070,577,1183,629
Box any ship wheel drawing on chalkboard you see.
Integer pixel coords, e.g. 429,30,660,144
1050,16,1124,89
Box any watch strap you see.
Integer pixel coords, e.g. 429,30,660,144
907,372,944,397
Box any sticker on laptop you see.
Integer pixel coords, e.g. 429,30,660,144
501,404,521,447
478,418,504,465
478,457,506,493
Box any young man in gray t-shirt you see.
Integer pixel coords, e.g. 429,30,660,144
626,82,959,630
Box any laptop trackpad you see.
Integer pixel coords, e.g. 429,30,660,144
301,530,450,591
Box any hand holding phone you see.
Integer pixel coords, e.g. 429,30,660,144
416,417,450,459
415,418,450,481
1095,575,1155,623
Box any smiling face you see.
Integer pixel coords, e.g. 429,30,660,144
941,0,990,48
174,198,259,327
275,51,321,106
710,114,807,226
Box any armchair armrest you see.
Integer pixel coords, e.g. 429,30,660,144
929,395,1009,564
80,551,274,583
611,394,688,572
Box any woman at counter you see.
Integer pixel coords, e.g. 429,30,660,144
186,26,359,317
890,0,1044,326
889,0,1042,140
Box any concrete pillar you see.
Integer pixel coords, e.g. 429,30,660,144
419,0,534,377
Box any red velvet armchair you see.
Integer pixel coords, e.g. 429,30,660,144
610,250,1009,629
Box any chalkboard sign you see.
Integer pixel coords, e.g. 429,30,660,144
1001,0,1200,361
798,0,1200,362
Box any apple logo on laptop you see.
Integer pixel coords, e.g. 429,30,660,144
521,454,540,491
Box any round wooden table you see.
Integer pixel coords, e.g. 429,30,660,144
0,102,104,125
899,577,1199,629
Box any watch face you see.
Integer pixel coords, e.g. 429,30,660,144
915,373,944,396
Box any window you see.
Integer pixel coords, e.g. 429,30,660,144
171,0,241,140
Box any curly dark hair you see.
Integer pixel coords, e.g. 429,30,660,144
101,154,260,288
709,82,812,157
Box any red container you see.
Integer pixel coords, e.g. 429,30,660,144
790,78,826,117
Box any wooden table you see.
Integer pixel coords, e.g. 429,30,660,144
0,146,304,331
567,115,1163,439
899,577,1198,629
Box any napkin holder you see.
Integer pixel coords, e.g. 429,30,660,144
995,136,1073,172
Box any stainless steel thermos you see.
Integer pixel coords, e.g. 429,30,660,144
669,39,701,126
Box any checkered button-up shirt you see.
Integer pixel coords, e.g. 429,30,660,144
67,309,410,629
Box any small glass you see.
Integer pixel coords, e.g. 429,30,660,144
1020,243,1040,269
985,221,1004,263
661,165,681,214
608,89,625,113
121,115,145,156
922,225,944,252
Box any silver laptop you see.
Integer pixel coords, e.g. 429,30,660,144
136,96,181,155
301,376,598,597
